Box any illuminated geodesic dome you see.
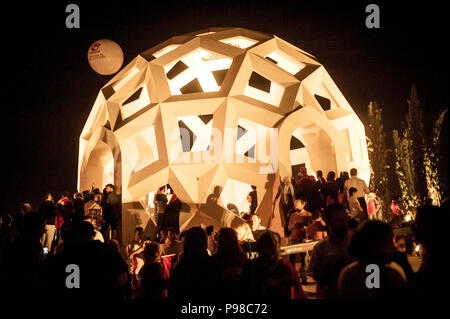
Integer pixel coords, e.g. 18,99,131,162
78,27,370,246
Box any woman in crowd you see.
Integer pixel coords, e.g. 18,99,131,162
240,230,307,299
137,242,168,299
169,227,220,299
212,228,247,298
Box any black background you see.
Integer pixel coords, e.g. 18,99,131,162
2,0,448,214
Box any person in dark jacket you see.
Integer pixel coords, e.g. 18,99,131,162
101,184,121,241
170,227,220,299
324,171,339,205
295,167,323,213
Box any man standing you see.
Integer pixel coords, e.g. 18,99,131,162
295,167,323,213
316,170,326,206
273,176,296,237
154,186,168,240
248,185,258,215
343,168,370,218
102,184,121,241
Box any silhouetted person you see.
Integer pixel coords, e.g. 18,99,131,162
101,184,120,241
240,230,306,299
212,228,247,299
154,186,168,240
338,221,407,298
0,214,13,260
0,211,45,299
11,202,32,239
72,192,85,224
61,200,74,227
138,242,168,299
310,203,353,299
42,221,129,299
249,185,258,215
316,170,326,201
165,187,181,234
170,227,220,299
324,171,339,205
392,235,415,289
39,197,57,253
412,205,449,298
295,167,323,213
205,225,216,254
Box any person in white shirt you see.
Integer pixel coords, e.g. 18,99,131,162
344,168,370,218
348,187,364,222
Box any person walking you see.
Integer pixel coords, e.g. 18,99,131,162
274,176,296,237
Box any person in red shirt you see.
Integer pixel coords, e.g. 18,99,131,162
390,200,400,215
287,197,312,285
390,196,403,227
366,192,380,220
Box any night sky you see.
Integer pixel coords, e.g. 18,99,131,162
2,0,448,214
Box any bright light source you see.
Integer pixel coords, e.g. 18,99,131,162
195,31,216,36
121,86,151,119
265,50,305,75
220,36,258,49
165,49,232,94
112,66,140,91
153,44,181,58
243,81,284,106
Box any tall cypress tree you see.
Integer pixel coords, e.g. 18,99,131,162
367,101,389,220
393,84,447,214
424,109,447,205
406,84,427,200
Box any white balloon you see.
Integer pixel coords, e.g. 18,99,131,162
87,39,124,75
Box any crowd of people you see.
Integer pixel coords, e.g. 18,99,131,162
0,166,448,299
270,167,386,237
